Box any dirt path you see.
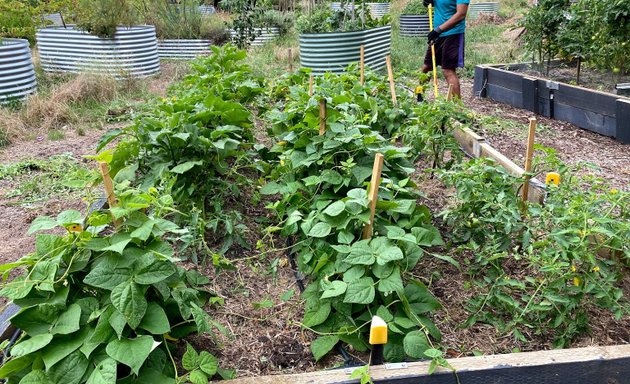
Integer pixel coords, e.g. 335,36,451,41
0,128,103,264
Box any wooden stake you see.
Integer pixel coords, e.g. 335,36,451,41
521,117,537,202
385,55,397,106
362,153,384,240
447,84,453,101
98,162,121,227
288,48,293,73
309,74,314,96
360,44,365,86
319,98,326,135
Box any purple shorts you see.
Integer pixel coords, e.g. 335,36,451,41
424,33,465,70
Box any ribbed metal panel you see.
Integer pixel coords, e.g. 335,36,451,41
44,13,64,26
299,25,391,75
36,25,160,78
198,5,215,14
468,2,499,19
0,39,37,104
368,3,390,19
399,15,430,37
330,2,391,18
230,28,279,47
157,39,211,59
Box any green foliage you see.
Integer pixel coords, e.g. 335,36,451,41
296,4,389,34
439,158,526,252
260,68,445,362
0,186,227,383
103,44,264,259
520,0,570,66
74,0,141,38
401,0,427,15
0,0,37,42
144,0,226,40
456,150,630,347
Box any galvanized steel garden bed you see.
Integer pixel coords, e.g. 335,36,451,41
0,39,37,104
157,39,211,59
36,25,160,78
299,26,392,75
399,15,430,37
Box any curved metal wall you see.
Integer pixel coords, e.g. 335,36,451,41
399,15,430,37
0,39,37,104
36,26,160,78
330,2,391,19
157,39,212,59
468,2,499,19
299,25,391,75
230,28,280,47
198,5,216,14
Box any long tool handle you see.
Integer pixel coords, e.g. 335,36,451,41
428,4,439,98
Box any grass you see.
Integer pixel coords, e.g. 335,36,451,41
0,153,96,206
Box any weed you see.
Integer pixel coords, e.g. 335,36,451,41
47,129,65,141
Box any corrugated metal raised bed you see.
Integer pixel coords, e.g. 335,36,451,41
0,39,37,104
399,15,430,37
230,28,280,47
468,2,499,19
198,5,215,14
36,25,160,78
157,39,211,59
330,2,391,19
299,25,391,75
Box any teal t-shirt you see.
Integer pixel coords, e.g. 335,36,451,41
434,0,470,37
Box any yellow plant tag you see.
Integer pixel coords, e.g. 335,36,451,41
369,316,388,345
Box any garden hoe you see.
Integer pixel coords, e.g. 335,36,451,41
416,4,440,103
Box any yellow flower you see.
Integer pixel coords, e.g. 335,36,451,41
592,266,600,272
571,265,577,272
573,277,582,287
280,159,285,166
277,141,287,146
610,189,619,195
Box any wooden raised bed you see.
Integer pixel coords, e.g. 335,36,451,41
473,63,630,144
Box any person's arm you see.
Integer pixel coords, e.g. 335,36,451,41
436,4,469,33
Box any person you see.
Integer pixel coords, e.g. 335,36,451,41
421,0,469,99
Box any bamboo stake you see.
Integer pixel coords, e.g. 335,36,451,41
362,153,385,239
428,4,439,98
319,98,326,135
98,162,121,227
288,48,293,73
385,55,397,106
309,74,314,96
521,117,537,202
446,84,453,101
360,44,365,85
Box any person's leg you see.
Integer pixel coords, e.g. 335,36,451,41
442,68,461,99
439,33,465,99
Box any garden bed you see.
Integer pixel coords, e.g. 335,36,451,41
0,39,37,104
468,2,499,19
157,39,211,60
36,25,161,78
299,25,391,74
473,63,630,143
330,2,392,19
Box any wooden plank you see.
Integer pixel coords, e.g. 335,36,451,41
486,84,523,109
486,67,525,91
225,345,630,384
454,127,546,204
385,56,397,105
319,99,326,135
521,76,539,113
473,65,488,97
359,44,365,86
555,83,618,116
616,98,630,144
554,103,613,137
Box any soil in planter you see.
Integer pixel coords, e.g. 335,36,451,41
512,61,630,95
